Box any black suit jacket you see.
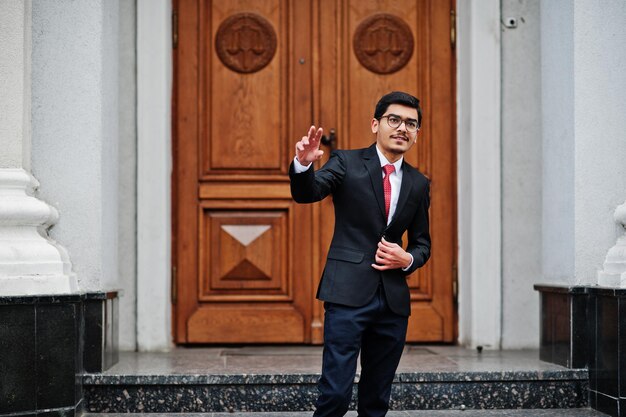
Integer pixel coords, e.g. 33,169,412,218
289,144,431,316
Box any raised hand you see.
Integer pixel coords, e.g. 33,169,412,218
295,125,324,165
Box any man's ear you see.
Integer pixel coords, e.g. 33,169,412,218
371,118,379,134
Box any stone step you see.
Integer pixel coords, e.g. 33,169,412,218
83,369,589,413
82,347,592,413
83,410,608,417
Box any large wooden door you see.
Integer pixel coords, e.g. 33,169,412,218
173,0,456,344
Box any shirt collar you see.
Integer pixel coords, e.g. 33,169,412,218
375,144,403,173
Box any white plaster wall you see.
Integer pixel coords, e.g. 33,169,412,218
573,0,626,284
0,1,29,169
500,0,541,348
118,0,138,351
31,0,120,292
540,0,575,284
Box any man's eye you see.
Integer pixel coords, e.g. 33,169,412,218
407,121,417,129
389,116,400,123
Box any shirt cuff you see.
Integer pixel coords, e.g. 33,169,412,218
401,253,414,272
293,156,312,173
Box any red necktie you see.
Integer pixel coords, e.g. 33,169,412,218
383,164,395,221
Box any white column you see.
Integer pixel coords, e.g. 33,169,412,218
31,0,122,294
500,0,542,349
540,0,575,284
457,0,502,349
572,0,626,285
136,0,172,351
541,1,626,287
0,0,77,295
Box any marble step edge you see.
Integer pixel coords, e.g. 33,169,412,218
81,411,608,417
83,369,588,385
83,379,590,412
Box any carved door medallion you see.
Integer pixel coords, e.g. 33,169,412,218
215,12,277,73
353,13,414,74
174,0,457,344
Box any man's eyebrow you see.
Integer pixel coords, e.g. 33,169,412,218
387,113,418,122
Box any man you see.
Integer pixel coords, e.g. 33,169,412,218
289,91,431,416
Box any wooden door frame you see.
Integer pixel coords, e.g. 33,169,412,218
172,0,199,343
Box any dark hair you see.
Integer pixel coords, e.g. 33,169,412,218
374,91,422,128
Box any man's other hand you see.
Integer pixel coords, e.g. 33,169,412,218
371,237,412,271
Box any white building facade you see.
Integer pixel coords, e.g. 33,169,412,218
1,2,626,413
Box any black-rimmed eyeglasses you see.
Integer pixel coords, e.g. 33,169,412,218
379,114,420,133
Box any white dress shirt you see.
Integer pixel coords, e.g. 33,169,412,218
375,145,403,225
293,144,414,270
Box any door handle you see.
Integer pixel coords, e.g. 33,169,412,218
320,128,337,151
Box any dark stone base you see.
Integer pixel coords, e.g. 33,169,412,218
591,391,620,417
536,284,626,417
83,292,119,373
534,284,589,368
0,295,83,416
0,292,118,416
83,372,588,412
588,287,626,417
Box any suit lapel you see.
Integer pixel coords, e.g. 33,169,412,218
388,161,414,227
363,144,386,220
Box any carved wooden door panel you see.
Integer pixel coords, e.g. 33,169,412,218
174,0,315,343
174,0,456,343
315,0,457,342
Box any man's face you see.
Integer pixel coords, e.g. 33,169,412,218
371,104,419,156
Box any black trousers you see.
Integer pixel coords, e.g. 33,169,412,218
314,284,408,417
